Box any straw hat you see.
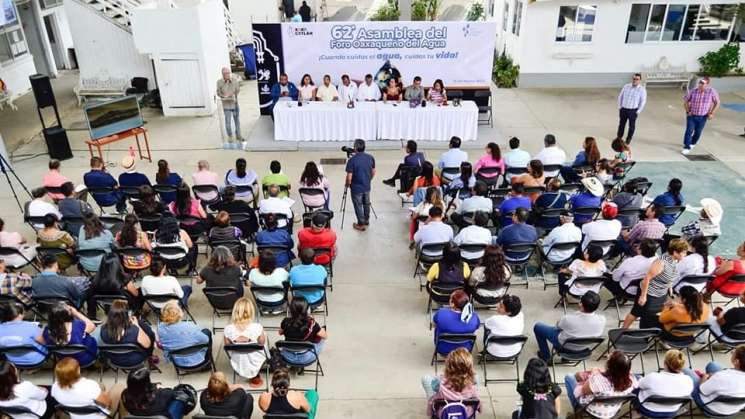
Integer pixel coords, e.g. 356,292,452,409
581,176,604,197
121,155,136,173
700,198,723,225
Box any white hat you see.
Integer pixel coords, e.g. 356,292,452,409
581,176,604,197
700,198,723,225
121,155,136,173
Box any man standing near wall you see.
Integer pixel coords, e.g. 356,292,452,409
217,67,244,150
617,73,646,144
682,77,719,155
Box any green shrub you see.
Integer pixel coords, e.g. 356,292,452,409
371,0,400,21
698,43,741,77
411,0,428,20
493,51,520,88
466,2,485,21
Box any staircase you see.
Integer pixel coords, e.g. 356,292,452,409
69,0,143,32
223,3,242,49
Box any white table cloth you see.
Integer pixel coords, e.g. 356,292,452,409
375,100,479,142
273,101,377,142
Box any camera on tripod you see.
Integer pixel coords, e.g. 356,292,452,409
340,145,355,158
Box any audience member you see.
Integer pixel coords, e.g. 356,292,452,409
224,297,267,386
503,137,531,183
682,345,745,417
541,211,581,263
484,295,524,358
27,187,61,229
422,348,480,418
635,349,694,417
557,244,606,297
498,184,531,227
706,241,745,299
569,177,603,225
51,358,112,419
564,351,637,418
426,243,470,290
157,301,211,367
407,161,440,197
42,159,70,201
258,369,317,417
169,183,207,240
581,202,621,252
612,181,644,227
474,142,505,182
76,212,113,273
445,161,476,199
467,245,510,300
131,185,166,222
0,260,33,306
154,159,182,204
201,372,254,419
610,137,632,178
413,207,453,256
674,235,716,292
437,137,468,182
100,299,155,368
141,259,191,309
513,358,561,419
249,250,288,303
255,214,295,267
708,290,745,343
622,239,689,329
659,285,709,339
289,249,328,306
115,214,152,271
192,160,221,202
84,157,125,213
89,252,140,315
409,187,444,244
562,136,600,183
0,218,37,269
496,207,537,261
154,215,196,274
594,158,614,185
533,179,568,230
118,155,151,189
511,160,545,202
259,184,294,231
533,134,566,178
278,297,327,364
197,246,244,297
533,291,604,362
39,304,97,367
122,367,187,419
297,212,336,265
57,182,91,236
605,239,657,297
299,161,331,209
432,290,479,355
210,186,259,237
36,214,75,270
226,158,259,203
0,358,54,419
451,181,492,228
681,198,722,240
261,160,291,198
0,302,46,367
652,178,684,227
32,254,86,308
209,211,243,261
616,204,665,255
453,212,492,260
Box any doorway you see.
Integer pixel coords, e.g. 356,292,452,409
43,14,63,70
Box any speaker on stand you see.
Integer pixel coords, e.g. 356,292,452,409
29,74,73,160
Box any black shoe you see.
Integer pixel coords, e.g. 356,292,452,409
382,178,395,187
625,138,632,145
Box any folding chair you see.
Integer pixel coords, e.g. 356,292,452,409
90,293,129,317
431,333,477,373
203,287,241,333
98,343,156,383
523,185,546,196
0,344,49,372
709,274,745,308
660,205,686,228
119,185,142,201
604,277,642,326
301,210,333,229
692,395,745,418
308,246,334,291
475,167,501,187
430,399,480,419
47,344,97,368
550,336,605,383
99,215,124,234
153,184,178,202
486,187,510,208
695,323,745,363
35,247,71,267
60,215,85,237
558,182,582,195
152,246,190,275
0,247,39,273
632,181,653,196
263,413,309,419
556,276,605,313
138,214,162,234
470,282,509,309
505,167,528,183
74,248,108,276
275,340,324,390
167,342,216,381
56,404,113,419
614,161,636,179
480,330,528,383
262,184,290,200
0,405,41,418
597,328,660,375
398,166,422,207
502,242,537,288
208,239,247,265
572,165,595,178
440,167,461,185
459,243,487,268
656,324,710,369
224,343,270,389
256,244,294,269
573,207,601,225
32,295,75,320
413,242,448,290
617,207,644,229
192,184,221,207
289,283,328,320
570,394,634,419
86,186,118,213
534,208,565,237
542,164,563,180
114,247,152,278
250,284,288,330
674,274,714,294
634,395,692,419
298,187,327,212
177,214,208,244
538,241,580,289
259,213,290,232
426,282,464,328
142,293,195,323
585,239,618,260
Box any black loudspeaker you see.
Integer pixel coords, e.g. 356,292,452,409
43,126,72,160
29,74,56,108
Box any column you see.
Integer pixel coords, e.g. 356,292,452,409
399,0,411,20
30,0,58,78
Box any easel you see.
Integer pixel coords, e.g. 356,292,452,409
85,127,152,162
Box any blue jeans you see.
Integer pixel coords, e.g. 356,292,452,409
565,374,580,409
224,106,242,139
683,362,723,416
534,322,561,361
280,341,324,366
181,285,192,308
351,192,371,225
167,399,186,419
684,115,707,149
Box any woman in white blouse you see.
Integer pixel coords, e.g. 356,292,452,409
635,349,694,416
674,236,716,293
298,74,316,101
0,359,54,419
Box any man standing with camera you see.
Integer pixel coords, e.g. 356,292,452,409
345,139,376,231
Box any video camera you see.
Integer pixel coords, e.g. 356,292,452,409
341,146,355,158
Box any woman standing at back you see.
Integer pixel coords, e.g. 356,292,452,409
154,159,182,204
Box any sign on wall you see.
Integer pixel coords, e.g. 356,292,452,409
252,21,497,115
1,0,18,26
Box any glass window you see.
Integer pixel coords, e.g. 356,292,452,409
502,1,510,32
626,4,650,43
0,33,11,63
1,0,19,27
645,4,666,41
681,4,700,40
513,1,522,35
694,4,736,40
556,5,597,42
662,4,686,40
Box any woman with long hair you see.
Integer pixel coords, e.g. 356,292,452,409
382,77,402,102
226,158,259,203
200,372,254,419
635,350,694,417
115,213,152,271
409,186,445,243
51,358,112,419
432,290,479,355
299,161,331,209
278,296,328,365
0,359,55,419
248,250,288,303
660,285,709,339
132,185,165,217
652,178,684,227
224,297,267,387
168,183,207,241
565,351,637,418
562,137,601,182
122,367,186,419
209,211,243,261
511,159,545,202
513,358,561,419
674,236,716,292
77,212,114,273
474,142,505,182
468,245,511,300
610,137,632,179
197,246,243,297
422,347,480,418
427,243,470,289
154,159,182,204
446,161,476,199
426,79,448,105
100,299,155,367
153,215,196,274
38,304,97,367
37,213,75,270
298,74,316,101
408,161,440,196
259,369,317,417
89,252,140,313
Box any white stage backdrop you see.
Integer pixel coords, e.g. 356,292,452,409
280,21,496,88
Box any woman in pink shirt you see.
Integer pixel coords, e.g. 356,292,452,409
42,160,70,201
474,143,505,182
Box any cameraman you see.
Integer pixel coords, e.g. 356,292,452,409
345,139,376,231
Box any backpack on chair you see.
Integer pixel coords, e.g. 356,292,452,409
438,400,469,419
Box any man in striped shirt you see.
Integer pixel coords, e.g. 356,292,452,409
682,77,720,155
617,73,647,144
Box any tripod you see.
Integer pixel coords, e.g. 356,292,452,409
339,185,377,230
0,153,31,214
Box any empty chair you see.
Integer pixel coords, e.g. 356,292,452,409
551,336,605,382
474,89,492,127
598,328,660,375
203,287,241,333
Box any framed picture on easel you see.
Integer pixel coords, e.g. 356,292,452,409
84,95,144,140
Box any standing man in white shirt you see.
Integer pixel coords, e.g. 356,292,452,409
437,137,468,181
503,137,531,183
337,74,357,104
356,74,381,102
315,74,339,102
541,210,582,263
617,73,647,144
533,134,566,178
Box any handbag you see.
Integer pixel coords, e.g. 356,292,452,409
268,347,287,372
172,384,197,414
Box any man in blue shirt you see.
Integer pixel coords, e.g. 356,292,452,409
570,176,604,225
498,183,532,227
31,254,86,308
382,140,425,187
289,248,327,305
270,73,298,111
345,139,376,231
118,155,151,190
437,136,468,182
0,302,47,367
497,207,538,261
83,156,126,212
255,214,295,267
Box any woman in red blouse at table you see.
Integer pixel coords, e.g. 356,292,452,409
382,78,402,103
706,241,745,298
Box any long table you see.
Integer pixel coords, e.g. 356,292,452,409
272,100,478,142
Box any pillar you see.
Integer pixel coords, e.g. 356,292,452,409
399,0,411,21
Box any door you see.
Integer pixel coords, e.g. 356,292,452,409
158,58,206,109
43,14,62,70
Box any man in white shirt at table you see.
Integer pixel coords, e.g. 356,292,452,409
315,74,339,102
337,74,357,104
356,74,381,102
533,134,566,178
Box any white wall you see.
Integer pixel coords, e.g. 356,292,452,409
517,0,743,79
228,0,281,42
0,55,36,98
64,0,155,87
47,6,75,69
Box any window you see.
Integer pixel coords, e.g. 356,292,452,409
0,0,18,27
626,4,649,43
627,3,737,42
662,5,686,41
0,28,27,64
681,4,700,40
556,5,597,42
41,0,63,9
502,1,509,32
512,0,522,35
645,4,666,41
694,4,737,40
